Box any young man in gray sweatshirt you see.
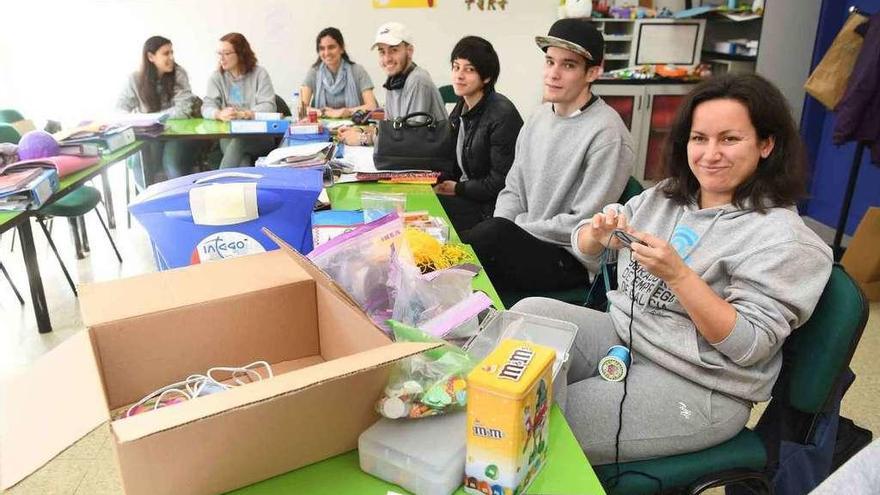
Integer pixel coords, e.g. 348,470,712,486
463,18,634,293
338,22,446,146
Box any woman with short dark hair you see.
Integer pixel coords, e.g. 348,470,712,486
513,73,833,465
434,36,523,234
117,36,199,186
202,32,277,168
301,27,377,119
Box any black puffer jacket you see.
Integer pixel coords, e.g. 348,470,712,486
449,90,523,214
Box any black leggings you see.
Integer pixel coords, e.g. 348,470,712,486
462,217,588,292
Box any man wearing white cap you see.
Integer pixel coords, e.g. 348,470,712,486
339,22,446,146
464,18,634,293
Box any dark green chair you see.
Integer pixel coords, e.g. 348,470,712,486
500,176,645,308
594,264,869,494
0,123,21,144
0,109,25,124
438,84,458,105
35,186,122,296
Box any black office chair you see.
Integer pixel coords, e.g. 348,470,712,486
275,95,292,118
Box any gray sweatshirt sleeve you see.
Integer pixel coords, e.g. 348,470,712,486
201,71,224,119
493,130,528,221
570,186,649,273
167,66,195,118
252,66,277,113
712,241,833,366
524,138,634,245
116,73,140,113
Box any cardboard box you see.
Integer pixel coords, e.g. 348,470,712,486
0,233,437,494
841,206,880,301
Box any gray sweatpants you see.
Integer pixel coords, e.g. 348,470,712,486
511,297,750,465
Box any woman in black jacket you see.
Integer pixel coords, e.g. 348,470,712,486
435,36,524,234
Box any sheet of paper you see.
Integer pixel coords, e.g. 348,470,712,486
264,142,332,164
342,145,377,172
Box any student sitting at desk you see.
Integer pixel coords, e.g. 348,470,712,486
117,35,200,187
202,32,277,168
338,22,446,146
512,73,832,465
464,19,634,292
301,27,377,120
434,36,523,234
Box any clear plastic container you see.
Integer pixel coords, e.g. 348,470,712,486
464,310,578,409
359,412,466,495
361,191,407,223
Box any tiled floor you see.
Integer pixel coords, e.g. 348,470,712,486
1,166,877,493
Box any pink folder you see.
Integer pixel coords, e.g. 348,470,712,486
1,155,100,178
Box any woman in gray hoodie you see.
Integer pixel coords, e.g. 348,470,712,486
117,36,200,187
202,32,277,168
512,74,833,466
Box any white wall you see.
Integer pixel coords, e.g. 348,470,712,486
755,0,822,124
0,0,560,126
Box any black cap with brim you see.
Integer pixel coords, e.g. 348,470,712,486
536,18,604,65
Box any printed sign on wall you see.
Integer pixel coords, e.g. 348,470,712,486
372,0,436,8
465,0,508,10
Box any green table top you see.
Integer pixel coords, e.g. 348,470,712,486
0,141,143,234
231,181,603,495
229,406,600,495
162,118,230,137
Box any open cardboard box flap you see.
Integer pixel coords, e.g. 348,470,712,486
2,229,441,490
1,331,109,489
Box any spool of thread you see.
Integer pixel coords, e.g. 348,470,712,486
599,345,632,382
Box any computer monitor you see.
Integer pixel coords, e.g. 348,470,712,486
633,20,706,66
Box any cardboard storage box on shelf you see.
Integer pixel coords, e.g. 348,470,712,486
841,206,880,301
0,232,437,495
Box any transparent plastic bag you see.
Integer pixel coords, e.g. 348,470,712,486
308,213,404,326
376,320,477,419
388,243,478,328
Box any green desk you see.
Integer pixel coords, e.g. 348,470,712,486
159,118,288,140
227,182,604,495
4,142,143,333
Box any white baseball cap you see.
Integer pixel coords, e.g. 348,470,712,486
372,22,413,49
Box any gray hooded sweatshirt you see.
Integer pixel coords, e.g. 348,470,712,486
201,65,276,119
571,183,833,403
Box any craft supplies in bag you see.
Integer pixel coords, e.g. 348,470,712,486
359,412,467,495
465,339,555,495
599,345,631,382
361,191,406,223
377,321,477,419
308,213,405,326
120,361,272,419
403,227,472,273
389,247,479,328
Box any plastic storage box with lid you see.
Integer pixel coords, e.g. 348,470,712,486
463,310,577,409
129,167,322,270
359,411,467,495
464,339,556,495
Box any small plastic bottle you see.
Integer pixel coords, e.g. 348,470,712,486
291,90,302,120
